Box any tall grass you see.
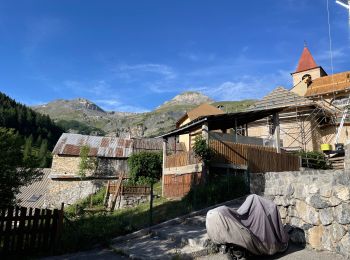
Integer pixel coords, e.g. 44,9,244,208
57,175,247,254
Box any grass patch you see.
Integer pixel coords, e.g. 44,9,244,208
57,176,247,254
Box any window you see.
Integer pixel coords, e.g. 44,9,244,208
27,194,42,202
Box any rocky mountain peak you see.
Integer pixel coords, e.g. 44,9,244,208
158,91,213,109
73,98,105,112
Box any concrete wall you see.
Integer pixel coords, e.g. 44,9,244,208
250,170,350,257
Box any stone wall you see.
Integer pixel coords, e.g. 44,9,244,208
51,155,128,176
110,194,150,210
250,170,350,257
45,178,106,208
51,155,81,175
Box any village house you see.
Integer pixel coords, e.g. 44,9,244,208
246,46,350,153
161,106,300,198
18,133,177,208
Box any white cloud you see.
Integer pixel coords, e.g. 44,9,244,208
95,99,149,113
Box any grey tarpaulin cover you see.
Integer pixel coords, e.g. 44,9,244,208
206,194,289,255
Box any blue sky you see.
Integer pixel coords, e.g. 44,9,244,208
0,0,349,112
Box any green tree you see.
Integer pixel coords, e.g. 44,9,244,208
127,151,162,184
23,134,33,163
78,145,96,178
0,128,42,208
38,139,48,168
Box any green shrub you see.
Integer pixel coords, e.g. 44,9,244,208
192,135,213,163
298,150,330,169
127,151,162,184
65,187,106,218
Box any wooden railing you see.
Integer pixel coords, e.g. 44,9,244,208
165,151,200,168
247,147,300,173
106,181,150,196
121,185,151,195
0,205,63,256
164,140,300,173
209,140,276,165
209,140,299,173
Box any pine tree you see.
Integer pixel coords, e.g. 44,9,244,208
38,139,48,168
0,128,41,207
23,135,33,163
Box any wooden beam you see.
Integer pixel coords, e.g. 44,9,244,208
162,138,167,197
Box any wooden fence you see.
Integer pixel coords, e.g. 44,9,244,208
165,151,201,168
209,140,300,173
163,172,202,198
164,140,299,172
107,181,151,196
0,205,63,256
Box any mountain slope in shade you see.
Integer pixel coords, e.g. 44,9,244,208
32,92,255,137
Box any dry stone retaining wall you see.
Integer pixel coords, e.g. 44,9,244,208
250,169,350,257
45,179,106,208
109,194,150,210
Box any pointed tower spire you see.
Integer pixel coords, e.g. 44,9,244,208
295,46,318,73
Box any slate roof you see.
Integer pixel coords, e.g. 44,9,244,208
247,86,315,111
294,47,318,73
52,133,133,158
16,169,51,209
305,71,350,97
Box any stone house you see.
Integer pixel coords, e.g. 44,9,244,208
46,133,167,208
51,133,133,177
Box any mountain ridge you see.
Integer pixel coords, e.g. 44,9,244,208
32,91,256,137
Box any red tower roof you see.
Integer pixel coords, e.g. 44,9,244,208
295,47,318,73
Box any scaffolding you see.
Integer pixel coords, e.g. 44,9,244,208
247,87,340,152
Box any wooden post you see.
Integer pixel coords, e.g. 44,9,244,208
234,118,238,142
161,138,167,197
201,122,209,184
272,113,281,153
149,182,154,227
202,122,209,143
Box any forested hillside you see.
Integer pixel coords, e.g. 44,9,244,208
0,92,64,167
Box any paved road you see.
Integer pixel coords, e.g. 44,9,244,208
199,243,346,260
42,247,128,260
45,243,346,260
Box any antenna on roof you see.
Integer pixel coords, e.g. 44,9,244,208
335,0,350,26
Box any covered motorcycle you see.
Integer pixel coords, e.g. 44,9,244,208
206,194,288,256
